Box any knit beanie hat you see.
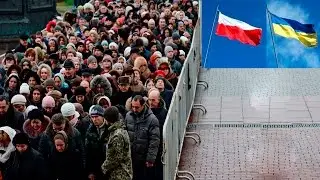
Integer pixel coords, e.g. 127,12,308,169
153,51,162,57
109,42,119,50
89,105,104,117
101,40,109,47
13,132,30,146
104,106,119,123
19,83,30,94
28,109,45,122
61,103,76,117
11,94,27,105
74,86,86,96
164,46,174,56
42,96,55,108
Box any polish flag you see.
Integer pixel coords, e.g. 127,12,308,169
216,12,262,46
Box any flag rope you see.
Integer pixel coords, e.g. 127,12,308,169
266,8,280,68
203,4,220,68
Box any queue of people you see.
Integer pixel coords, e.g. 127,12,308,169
0,0,198,179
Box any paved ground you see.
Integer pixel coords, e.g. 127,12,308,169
178,68,320,180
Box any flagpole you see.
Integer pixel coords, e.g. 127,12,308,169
266,8,280,68
203,4,220,68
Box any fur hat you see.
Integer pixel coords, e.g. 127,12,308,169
13,132,30,146
90,75,112,97
28,109,45,122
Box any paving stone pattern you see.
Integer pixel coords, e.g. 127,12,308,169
178,69,320,180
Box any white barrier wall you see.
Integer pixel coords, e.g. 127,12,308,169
162,16,201,180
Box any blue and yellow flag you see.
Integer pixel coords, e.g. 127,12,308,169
269,12,317,47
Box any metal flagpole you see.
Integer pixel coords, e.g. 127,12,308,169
266,8,280,68
203,4,220,68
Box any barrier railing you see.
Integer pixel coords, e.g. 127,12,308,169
162,4,207,179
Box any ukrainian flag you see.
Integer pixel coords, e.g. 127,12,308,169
269,12,317,47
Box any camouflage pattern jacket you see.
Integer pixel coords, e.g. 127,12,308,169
101,121,133,180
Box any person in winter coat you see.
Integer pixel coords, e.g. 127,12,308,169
124,95,160,180
23,109,50,150
154,77,173,110
37,63,52,84
53,73,69,96
156,57,178,89
101,106,133,180
148,88,168,180
48,131,84,180
4,73,20,100
10,94,27,119
4,132,49,180
0,95,25,132
90,75,113,98
0,126,16,172
61,103,90,142
29,85,46,110
85,105,110,180
38,113,85,169
69,86,91,112
42,95,57,119
111,76,133,107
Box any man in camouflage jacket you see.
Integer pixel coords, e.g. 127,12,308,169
101,106,133,180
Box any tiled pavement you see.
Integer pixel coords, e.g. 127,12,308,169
178,69,320,180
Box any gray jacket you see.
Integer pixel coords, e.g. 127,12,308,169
124,107,160,163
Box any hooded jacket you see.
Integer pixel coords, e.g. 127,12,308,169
4,73,20,100
23,116,51,149
0,126,16,164
90,75,112,97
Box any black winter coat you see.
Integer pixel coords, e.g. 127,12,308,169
4,148,49,180
124,107,160,163
0,106,24,132
150,99,168,156
85,123,110,179
48,149,84,180
38,122,86,169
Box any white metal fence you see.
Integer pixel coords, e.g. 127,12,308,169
162,9,204,179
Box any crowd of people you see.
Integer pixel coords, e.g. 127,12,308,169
0,0,198,179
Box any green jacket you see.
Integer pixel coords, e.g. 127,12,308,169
101,121,133,180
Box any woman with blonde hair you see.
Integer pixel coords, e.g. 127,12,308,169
37,64,52,84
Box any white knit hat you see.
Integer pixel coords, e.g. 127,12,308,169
61,103,76,117
109,42,119,50
11,94,27,105
19,83,30,94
